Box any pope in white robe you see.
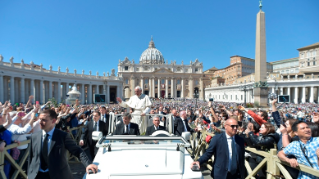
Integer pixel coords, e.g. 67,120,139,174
116,86,152,133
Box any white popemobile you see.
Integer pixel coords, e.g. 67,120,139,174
82,114,203,179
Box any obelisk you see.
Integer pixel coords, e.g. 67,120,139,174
254,0,268,107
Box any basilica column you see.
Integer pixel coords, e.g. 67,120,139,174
96,85,100,94
30,79,35,103
280,87,283,95
20,77,25,103
165,77,168,98
310,86,314,103
0,75,3,103
189,77,194,98
181,78,184,98
65,82,69,96
88,84,92,104
152,77,155,97
107,85,110,103
294,87,298,104
130,76,135,96
158,78,160,98
57,81,61,103
287,87,290,102
171,78,174,98
302,86,306,103
40,80,44,104
49,81,53,99
200,78,204,100
10,76,15,103
81,84,85,104
140,77,144,93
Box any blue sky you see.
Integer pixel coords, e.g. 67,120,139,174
1,0,318,74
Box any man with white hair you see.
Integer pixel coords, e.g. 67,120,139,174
145,115,166,135
174,110,197,136
116,86,152,133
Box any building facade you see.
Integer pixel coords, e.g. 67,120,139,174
298,42,319,73
271,57,299,74
118,39,206,100
209,55,273,85
0,56,123,104
205,42,319,104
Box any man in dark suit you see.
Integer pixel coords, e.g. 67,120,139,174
113,113,140,135
145,115,166,135
28,109,97,179
80,111,108,160
99,106,110,124
174,111,197,136
191,118,246,179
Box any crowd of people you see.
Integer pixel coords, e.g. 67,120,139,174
1,86,319,179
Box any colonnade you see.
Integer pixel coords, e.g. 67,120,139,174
130,76,204,99
272,86,319,103
0,75,122,104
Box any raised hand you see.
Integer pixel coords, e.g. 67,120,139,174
116,97,122,103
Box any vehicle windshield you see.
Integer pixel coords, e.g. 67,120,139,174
103,139,184,145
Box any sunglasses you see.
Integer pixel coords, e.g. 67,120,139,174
226,124,239,129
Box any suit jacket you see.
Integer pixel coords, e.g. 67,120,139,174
145,125,166,136
28,129,91,179
81,120,108,146
113,123,140,135
100,113,110,123
197,132,246,179
174,117,193,136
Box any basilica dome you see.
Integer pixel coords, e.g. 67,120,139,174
139,38,164,64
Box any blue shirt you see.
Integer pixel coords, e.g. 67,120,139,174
283,137,319,179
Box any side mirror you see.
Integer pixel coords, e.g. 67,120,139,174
182,132,191,141
92,131,102,141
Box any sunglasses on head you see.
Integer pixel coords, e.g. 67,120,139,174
226,124,239,129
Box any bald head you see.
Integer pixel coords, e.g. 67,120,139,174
180,111,187,119
225,118,238,137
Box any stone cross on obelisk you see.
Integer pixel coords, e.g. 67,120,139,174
254,0,268,107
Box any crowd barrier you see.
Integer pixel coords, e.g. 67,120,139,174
0,125,86,179
189,129,319,179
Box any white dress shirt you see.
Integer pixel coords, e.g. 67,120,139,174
180,117,188,132
225,132,234,171
124,123,131,133
93,120,99,131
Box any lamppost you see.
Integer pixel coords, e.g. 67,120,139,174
193,89,199,109
239,83,251,106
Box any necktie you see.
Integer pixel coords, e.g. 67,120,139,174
94,122,97,131
41,134,49,170
230,137,237,175
126,125,129,134
184,119,188,132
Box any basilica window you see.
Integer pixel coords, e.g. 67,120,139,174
185,69,188,72
136,68,139,71
145,79,149,84
313,61,316,65
125,79,129,84
177,80,181,84
195,80,199,85
195,68,198,72
161,79,165,84
125,66,129,71
308,62,310,66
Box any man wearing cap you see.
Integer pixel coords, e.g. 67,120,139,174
116,86,152,133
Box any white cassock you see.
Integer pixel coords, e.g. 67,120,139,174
119,94,152,133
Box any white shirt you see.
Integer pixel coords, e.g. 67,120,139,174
8,123,32,150
40,127,55,172
124,123,131,133
225,132,234,171
154,125,159,130
181,118,188,132
93,120,99,131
